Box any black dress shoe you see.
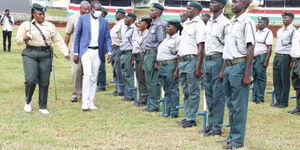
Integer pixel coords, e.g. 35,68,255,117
271,103,280,107
170,115,178,119
122,98,134,101
176,119,186,125
216,137,231,144
182,120,196,128
143,108,159,112
199,126,212,134
277,104,288,108
135,101,146,107
223,141,243,149
288,108,300,114
204,130,222,137
163,114,170,118
70,97,78,103
96,87,106,92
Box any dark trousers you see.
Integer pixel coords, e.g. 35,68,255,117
3,30,12,52
273,55,291,106
97,60,106,89
22,48,52,109
134,54,148,103
291,60,300,109
252,54,267,102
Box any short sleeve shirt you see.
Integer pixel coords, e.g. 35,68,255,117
291,29,300,58
110,19,128,46
120,24,139,51
142,18,166,50
254,28,273,56
132,29,148,54
157,32,181,61
65,13,80,54
275,24,296,54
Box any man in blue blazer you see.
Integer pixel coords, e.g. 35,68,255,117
73,0,112,111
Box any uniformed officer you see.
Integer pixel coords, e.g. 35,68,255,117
96,7,108,92
289,28,300,115
64,0,91,102
142,3,166,112
202,13,211,25
220,0,255,149
157,20,182,118
252,17,273,104
203,0,229,136
180,13,188,27
177,1,206,128
15,3,70,114
132,17,152,106
272,12,296,108
120,13,139,101
110,8,127,96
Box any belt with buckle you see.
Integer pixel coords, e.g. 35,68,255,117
292,57,300,63
157,59,177,66
112,45,119,49
145,49,157,55
134,52,146,57
121,50,131,55
225,57,246,66
88,46,99,50
26,45,50,51
206,53,222,60
179,54,196,61
275,53,289,57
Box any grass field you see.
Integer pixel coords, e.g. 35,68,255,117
0,26,299,150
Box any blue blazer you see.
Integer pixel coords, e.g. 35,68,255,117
73,14,112,62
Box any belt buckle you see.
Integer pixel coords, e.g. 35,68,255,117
37,47,42,51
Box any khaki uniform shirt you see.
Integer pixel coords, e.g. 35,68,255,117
157,32,180,61
15,19,69,56
132,29,148,54
205,14,230,56
120,24,139,51
110,19,127,46
223,13,256,60
65,13,80,54
254,27,273,56
275,24,296,54
178,15,206,57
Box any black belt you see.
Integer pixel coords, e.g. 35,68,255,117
88,46,99,50
179,54,196,61
225,57,246,66
275,53,289,57
134,52,146,57
206,53,222,60
145,49,157,55
121,50,131,55
26,45,50,51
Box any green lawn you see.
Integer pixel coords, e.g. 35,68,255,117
0,26,299,149
46,8,67,17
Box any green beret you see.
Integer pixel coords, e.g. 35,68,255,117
282,12,294,18
180,13,187,17
167,19,183,30
202,13,211,18
258,16,269,21
127,12,136,18
140,17,151,22
215,0,228,4
32,3,46,12
116,8,125,14
153,3,164,11
101,8,107,14
187,1,203,10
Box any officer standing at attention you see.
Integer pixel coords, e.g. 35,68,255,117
272,12,296,108
142,3,166,112
203,0,229,136
110,9,127,96
177,1,206,128
180,13,188,27
157,20,182,118
252,17,273,104
202,13,211,25
132,17,152,107
64,1,91,102
120,13,139,101
15,3,70,114
220,0,255,149
289,28,300,115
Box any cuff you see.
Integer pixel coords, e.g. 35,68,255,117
107,52,112,55
74,53,79,56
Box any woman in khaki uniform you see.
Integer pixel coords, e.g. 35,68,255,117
15,3,69,114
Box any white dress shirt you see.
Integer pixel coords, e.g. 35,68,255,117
110,19,127,46
132,29,149,54
291,29,300,58
254,27,273,56
1,15,14,31
157,32,181,61
275,24,296,54
89,16,99,47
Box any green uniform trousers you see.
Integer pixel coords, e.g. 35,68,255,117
204,56,225,131
179,56,200,121
144,53,160,109
252,54,267,102
273,55,291,106
97,60,106,89
134,54,148,103
120,52,134,99
291,60,300,109
223,62,249,144
112,46,124,94
22,48,52,109
158,63,179,116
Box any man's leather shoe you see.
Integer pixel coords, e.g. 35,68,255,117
96,87,106,92
182,120,196,128
70,96,78,103
277,104,288,108
143,108,159,112
135,101,146,107
199,126,212,134
163,114,169,118
122,98,134,101
223,141,243,149
288,108,300,114
216,137,231,144
176,119,186,125
170,115,178,119
271,102,280,107
204,130,222,137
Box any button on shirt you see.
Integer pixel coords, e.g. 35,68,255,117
120,24,139,51
254,27,273,56
1,15,14,31
132,29,148,54
142,18,166,50
275,24,296,54
65,13,80,54
110,19,127,46
15,19,69,56
205,14,230,56
291,29,300,58
178,15,206,57
223,13,256,60
157,32,181,61
89,16,99,47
